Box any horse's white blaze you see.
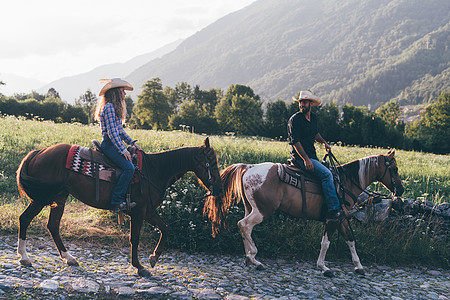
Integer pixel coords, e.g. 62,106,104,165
346,241,363,270
17,238,30,262
317,233,331,272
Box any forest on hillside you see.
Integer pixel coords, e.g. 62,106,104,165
126,0,450,108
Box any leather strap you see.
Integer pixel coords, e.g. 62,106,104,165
89,148,100,202
300,174,307,218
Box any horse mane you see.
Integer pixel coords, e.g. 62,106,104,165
204,163,247,237
339,154,383,189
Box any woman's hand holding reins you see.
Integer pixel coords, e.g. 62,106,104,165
124,151,132,161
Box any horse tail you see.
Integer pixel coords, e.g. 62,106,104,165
16,148,66,205
204,163,248,237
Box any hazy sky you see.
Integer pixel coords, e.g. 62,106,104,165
1,0,256,84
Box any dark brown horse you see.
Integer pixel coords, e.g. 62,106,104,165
17,137,223,277
204,149,404,276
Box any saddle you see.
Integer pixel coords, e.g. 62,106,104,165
277,161,324,218
65,140,142,183
277,162,322,194
65,140,143,208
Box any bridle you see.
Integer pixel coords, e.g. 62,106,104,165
194,148,217,198
377,155,399,197
324,151,400,215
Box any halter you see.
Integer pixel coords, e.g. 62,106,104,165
377,155,398,197
194,148,216,198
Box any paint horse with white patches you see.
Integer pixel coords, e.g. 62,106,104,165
204,149,404,276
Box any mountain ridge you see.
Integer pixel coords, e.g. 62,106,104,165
126,0,450,107
36,39,183,102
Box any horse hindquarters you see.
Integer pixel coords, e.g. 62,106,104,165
16,145,74,266
237,163,279,269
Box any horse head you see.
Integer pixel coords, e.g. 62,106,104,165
194,137,223,198
377,149,404,197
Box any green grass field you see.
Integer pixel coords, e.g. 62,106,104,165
1,115,449,267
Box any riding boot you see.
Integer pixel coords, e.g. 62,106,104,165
112,201,136,213
326,208,344,221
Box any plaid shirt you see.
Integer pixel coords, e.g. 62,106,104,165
100,102,133,154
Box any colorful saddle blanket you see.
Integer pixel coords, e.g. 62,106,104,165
65,145,143,183
276,163,322,194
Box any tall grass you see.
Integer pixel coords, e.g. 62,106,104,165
0,115,448,267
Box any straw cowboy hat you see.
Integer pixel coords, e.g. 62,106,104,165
99,78,133,96
292,90,321,106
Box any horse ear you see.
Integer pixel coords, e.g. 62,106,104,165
203,137,210,148
388,148,396,157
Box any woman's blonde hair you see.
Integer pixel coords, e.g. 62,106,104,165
94,88,127,123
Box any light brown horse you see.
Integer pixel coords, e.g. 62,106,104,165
204,149,404,276
16,137,223,277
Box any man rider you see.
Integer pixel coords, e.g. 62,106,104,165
287,90,343,221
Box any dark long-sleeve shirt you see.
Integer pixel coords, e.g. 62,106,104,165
287,111,318,161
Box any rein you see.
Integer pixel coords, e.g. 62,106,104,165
323,151,396,215
144,147,216,201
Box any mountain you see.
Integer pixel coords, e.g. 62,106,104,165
126,0,450,107
0,73,46,96
37,39,183,103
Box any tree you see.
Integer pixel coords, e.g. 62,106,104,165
168,100,218,134
173,82,192,110
340,104,367,146
264,99,289,139
215,84,263,136
225,84,260,101
62,105,88,124
135,78,172,130
216,94,263,136
316,101,341,142
76,89,97,124
376,101,401,126
29,91,45,102
193,85,220,114
46,88,60,99
125,96,134,121
405,92,450,154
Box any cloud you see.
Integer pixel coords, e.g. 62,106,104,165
1,0,257,82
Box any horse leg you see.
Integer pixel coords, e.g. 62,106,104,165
339,220,364,275
145,212,168,268
17,202,46,266
237,209,264,270
129,213,150,277
47,201,78,266
317,221,339,277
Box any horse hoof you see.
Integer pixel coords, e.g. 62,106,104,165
255,264,265,271
67,260,79,267
149,256,157,268
244,257,251,267
138,268,151,277
323,270,334,277
19,259,32,267
355,268,365,275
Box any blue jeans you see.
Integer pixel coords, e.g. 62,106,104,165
101,134,135,205
295,159,340,211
